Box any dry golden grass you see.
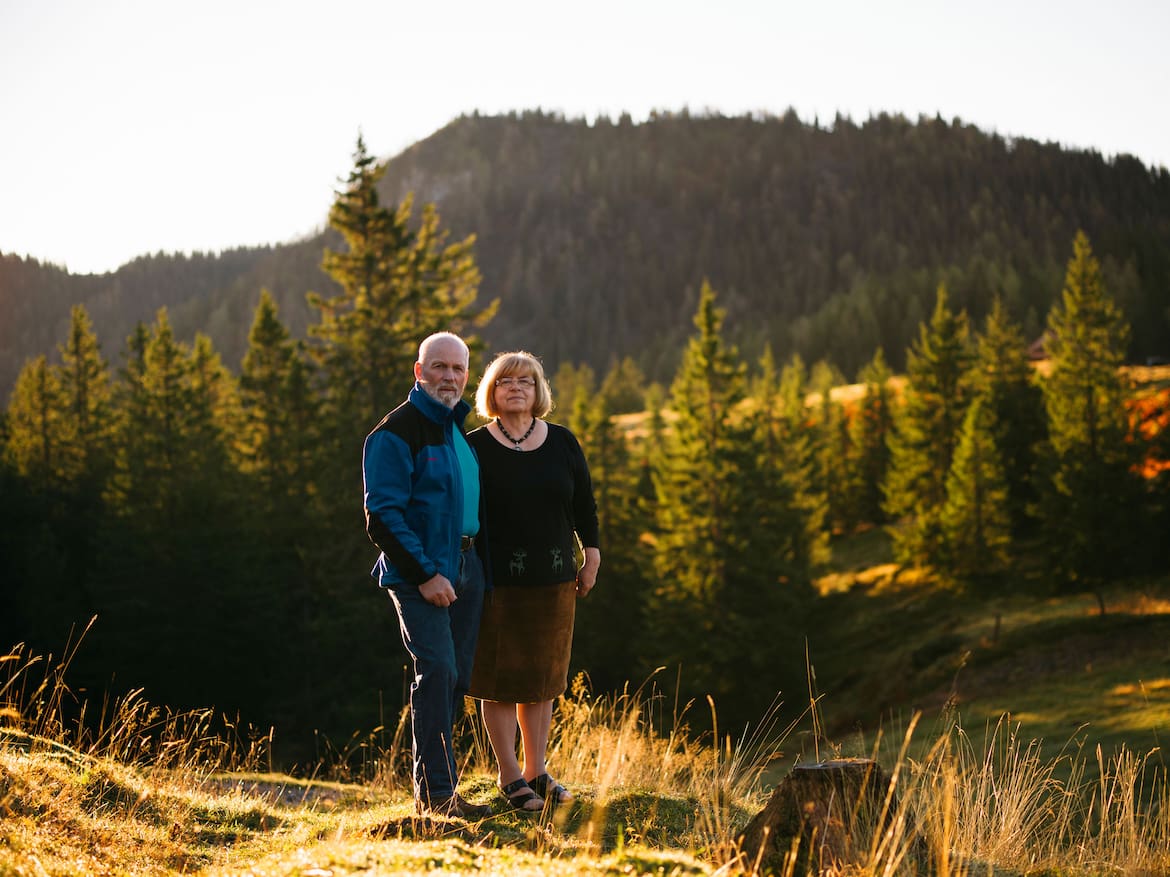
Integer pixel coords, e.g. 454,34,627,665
4,636,1170,876
0,646,749,875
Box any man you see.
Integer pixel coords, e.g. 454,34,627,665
363,331,490,819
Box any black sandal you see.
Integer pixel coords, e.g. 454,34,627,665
528,773,573,804
498,777,543,812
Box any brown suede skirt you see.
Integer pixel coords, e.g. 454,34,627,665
469,581,577,703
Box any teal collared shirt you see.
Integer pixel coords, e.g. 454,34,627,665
452,424,480,537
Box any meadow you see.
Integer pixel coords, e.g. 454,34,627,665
4,549,1169,876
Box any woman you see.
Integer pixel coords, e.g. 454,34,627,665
467,351,601,812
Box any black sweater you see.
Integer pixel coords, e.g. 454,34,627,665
468,422,599,588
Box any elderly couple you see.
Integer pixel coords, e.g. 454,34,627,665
362,332,601,819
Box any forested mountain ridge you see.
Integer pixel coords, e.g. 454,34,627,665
378,110,1170,377
4,109,1170,401
0,246,285,406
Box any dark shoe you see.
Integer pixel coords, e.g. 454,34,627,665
498,777,544,812
527,773,573,804
419,793,490,820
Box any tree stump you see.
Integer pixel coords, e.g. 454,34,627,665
733,758,897,875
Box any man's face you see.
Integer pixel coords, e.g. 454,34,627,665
415,338,469,408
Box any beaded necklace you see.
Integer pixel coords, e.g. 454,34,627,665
496,417,537,450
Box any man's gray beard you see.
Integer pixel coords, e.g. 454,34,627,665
421,382,458,409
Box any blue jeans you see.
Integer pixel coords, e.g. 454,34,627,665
388,548,485,803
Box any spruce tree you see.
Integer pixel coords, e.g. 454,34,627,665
940,398,1012,581
972,298,1045,539
237,291,328,720
238,290,320,508
751,348,828,576
116,311,189,526
1043,232,1130,457
308,135,493,434
764,350,821,568
1,360,75,651
55,304,114,488
844,349,894,530
309,134,411,428
566,381,651,692
240,290,289,486
1037,231,1144,592
809,360,850,537
103,311,268,715
550,360,596,422
110,310,232,533
3,356,64,482
649,282,744,709
189,333,239,473
598,356,648,414
649,283,799,725
883,285,975,567
652,282,748,606
54,304,114,614
635,383,666,523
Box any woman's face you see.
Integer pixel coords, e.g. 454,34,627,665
493,370,537,416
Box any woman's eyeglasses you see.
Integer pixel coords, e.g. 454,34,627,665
495,377,536,388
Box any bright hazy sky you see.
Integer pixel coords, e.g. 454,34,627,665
2,0,1168,275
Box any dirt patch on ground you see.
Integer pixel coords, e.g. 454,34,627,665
198,775,371,808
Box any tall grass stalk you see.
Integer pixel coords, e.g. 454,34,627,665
1,631,270,775
478,671,800,857
2,640,280,876
879,712,1170,876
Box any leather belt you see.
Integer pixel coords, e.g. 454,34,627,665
460,535,475,551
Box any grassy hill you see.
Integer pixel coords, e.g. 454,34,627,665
804,529,1170,779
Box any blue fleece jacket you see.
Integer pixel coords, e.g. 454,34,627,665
363,384,488,590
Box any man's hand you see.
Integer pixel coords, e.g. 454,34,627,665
420,573,457,607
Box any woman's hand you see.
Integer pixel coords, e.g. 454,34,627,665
576,547,600,596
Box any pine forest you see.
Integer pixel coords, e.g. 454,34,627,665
2,113,1170,769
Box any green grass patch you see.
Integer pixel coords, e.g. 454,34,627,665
800,534,1170,789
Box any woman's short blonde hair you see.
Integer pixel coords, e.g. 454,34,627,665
475,351,554,419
